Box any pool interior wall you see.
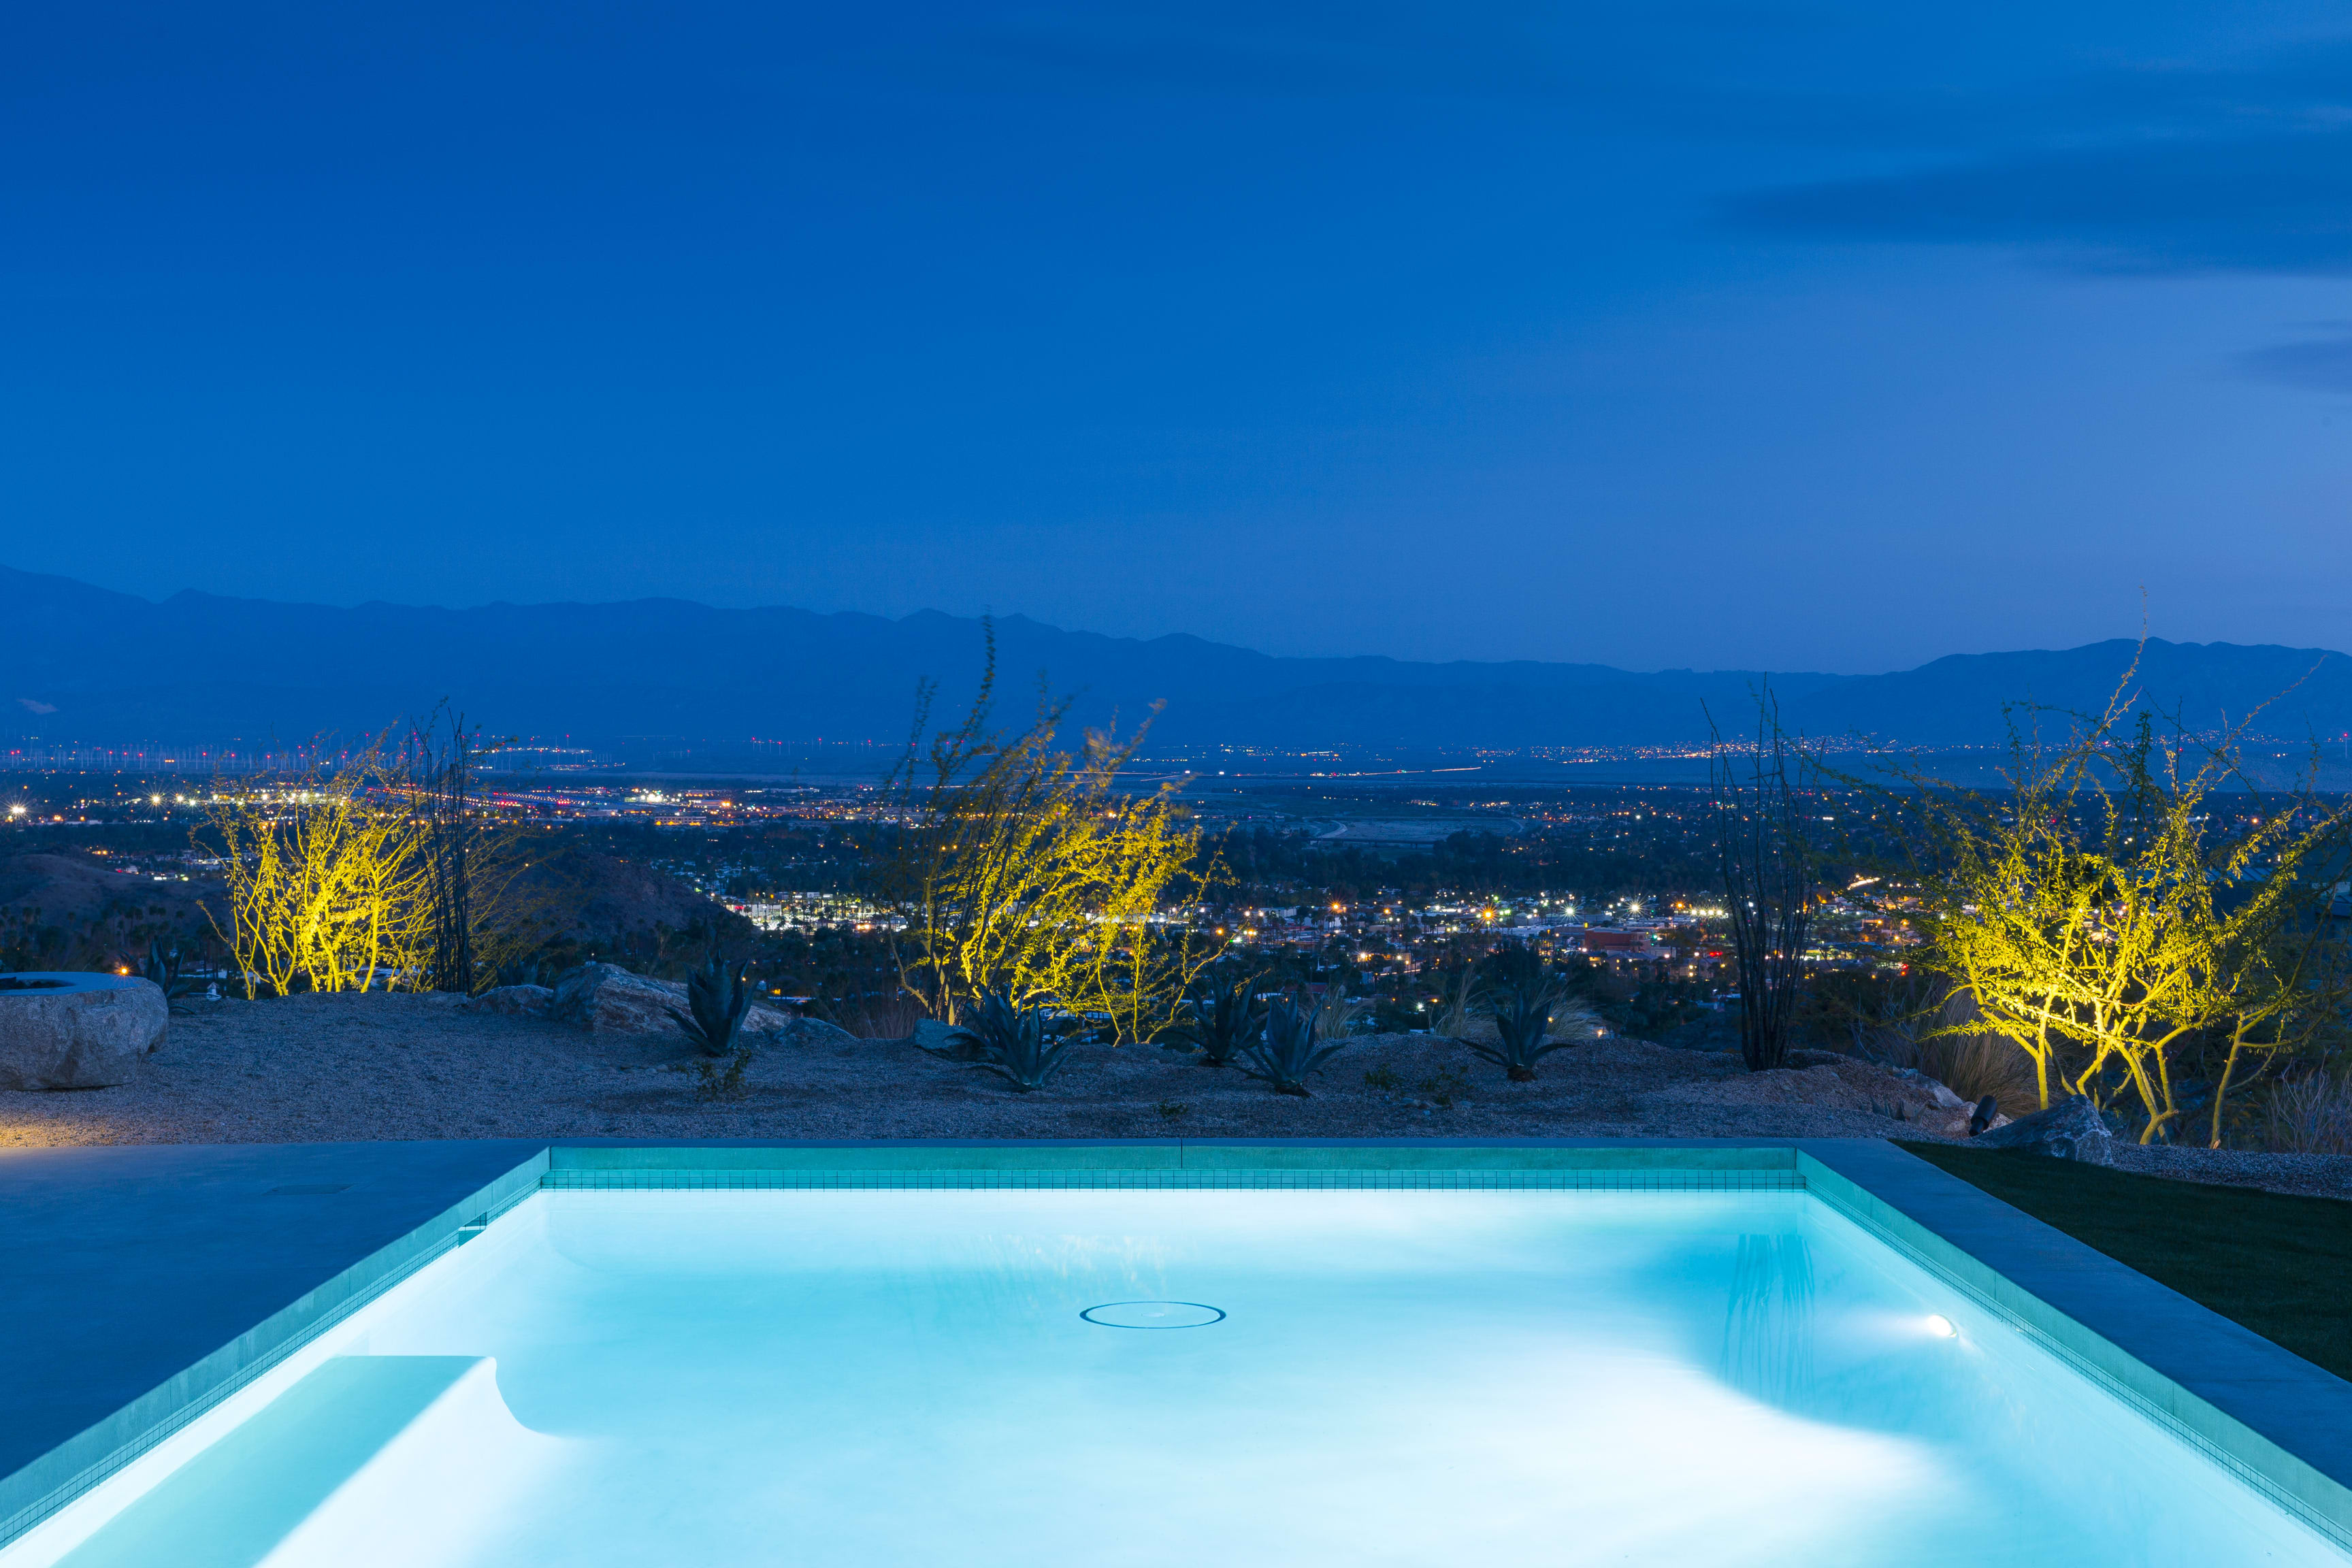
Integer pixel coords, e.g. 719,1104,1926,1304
3,1140,2351,1565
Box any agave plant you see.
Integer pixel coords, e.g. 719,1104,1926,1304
1462,950,1590,1081
1239,994,1349,1097
669,953,755,1058
1179,970,1265,1068
932,988,1075,1092
144,939,205,1013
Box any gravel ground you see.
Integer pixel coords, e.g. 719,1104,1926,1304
4,994,2345,1204
2104,1143,2352,1202
1,992,1972,1147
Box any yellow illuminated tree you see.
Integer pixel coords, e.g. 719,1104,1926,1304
205,742,438,996
884,628,1216,1039
1861,657,2352,1143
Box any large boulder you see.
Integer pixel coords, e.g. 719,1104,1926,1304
548,963,856,1046
0,972,167,1089
909,1018,960,1054
747,1012,858,1049
551,964,691,1034
1972,1096,2114,1164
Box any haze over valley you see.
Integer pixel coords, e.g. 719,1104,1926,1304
8,566,2349,774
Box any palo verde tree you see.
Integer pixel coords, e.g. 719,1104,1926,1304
205,721,527,998
882,624,1218,1039
205,739,437,996
1852,655,2352,1145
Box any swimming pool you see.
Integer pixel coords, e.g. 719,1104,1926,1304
10,1166,2349,1568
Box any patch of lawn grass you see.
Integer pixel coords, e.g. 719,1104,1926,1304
1895,1141,2352,1382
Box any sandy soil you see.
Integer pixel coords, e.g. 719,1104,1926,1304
5,993,2347,1202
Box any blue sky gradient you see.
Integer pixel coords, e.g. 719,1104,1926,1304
4,1,2349,671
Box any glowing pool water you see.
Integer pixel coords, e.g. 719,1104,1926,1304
16,1187,2349,1567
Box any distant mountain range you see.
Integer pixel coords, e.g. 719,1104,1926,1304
5,566,2349,757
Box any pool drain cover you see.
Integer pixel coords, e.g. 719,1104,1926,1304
1081,1301,1225,1329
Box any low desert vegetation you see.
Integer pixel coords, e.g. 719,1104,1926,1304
73,638,2345,1152
1828,652,2352,1147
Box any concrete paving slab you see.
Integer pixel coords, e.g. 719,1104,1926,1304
1799,1139,2352,1544
0,1141,546,1542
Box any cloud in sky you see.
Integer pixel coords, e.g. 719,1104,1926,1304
2238,327,2352,392
1725,44,2352,274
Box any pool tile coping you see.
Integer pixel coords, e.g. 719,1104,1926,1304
3,1137,2349,1555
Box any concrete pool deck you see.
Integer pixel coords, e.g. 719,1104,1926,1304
3,1137,2350,1554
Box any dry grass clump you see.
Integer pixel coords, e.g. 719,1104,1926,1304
1852,990,2040,1115
1914,1028,2041,1116
2265,1073,2352,1155
826,992,928,1040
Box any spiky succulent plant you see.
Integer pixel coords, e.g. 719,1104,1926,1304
1239,994,1348,1097
670,953,755,1058
1461,948,1590,1082
933,988,1074,1092
1179,969,1264,1068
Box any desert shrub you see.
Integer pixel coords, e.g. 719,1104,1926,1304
1919,1029,2042,1117
1864,675,2352,1142
932,988,1075,1092
692,1049,754,1102
2265,1073,2352,1155
1239,994,1348,1097
1418,1066,1471,1108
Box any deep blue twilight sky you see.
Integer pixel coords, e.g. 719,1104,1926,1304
5,3,2351,672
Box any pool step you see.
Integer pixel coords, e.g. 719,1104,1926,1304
48,1357,551,1568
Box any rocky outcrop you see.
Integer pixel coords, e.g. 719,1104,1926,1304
461,985,555,1017
1972,1097,2114,1164
0,972,167,1089
547,963,858,1047
1663,1054,1984,1136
